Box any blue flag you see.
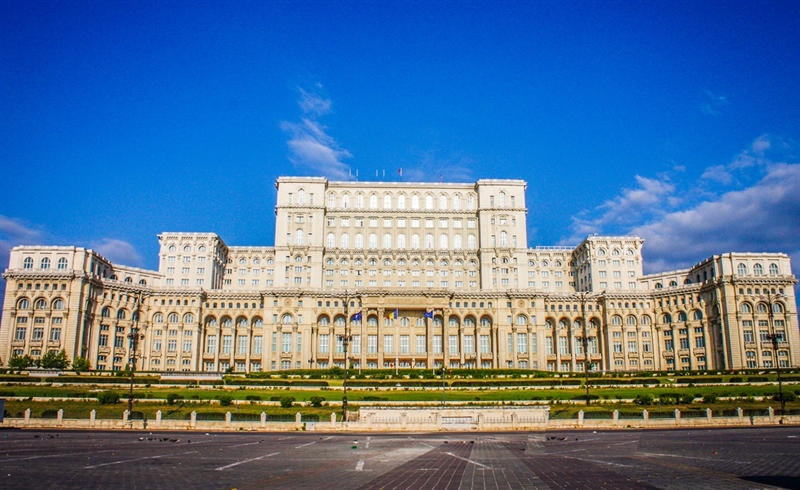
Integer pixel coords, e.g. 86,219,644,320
351,311,362,321
423,310,434,319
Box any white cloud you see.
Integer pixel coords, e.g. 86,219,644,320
281,88,352,180
632,163,800,274
566,175,675,243
700,165,732,184
91,238,143,267
0,215,44,270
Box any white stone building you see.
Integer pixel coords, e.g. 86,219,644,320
1,177,798,373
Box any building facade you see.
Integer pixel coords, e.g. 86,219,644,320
2,177,798,373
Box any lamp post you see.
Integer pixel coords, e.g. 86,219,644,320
337,292,357,422
126,325,144,426
579,292,591,405
761,292,787,424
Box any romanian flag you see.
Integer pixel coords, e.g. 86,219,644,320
386,308,399,319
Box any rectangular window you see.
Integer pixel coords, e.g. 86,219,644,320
271,332,277,352
222,335,232,353
517,333,527,353
464,335,474,354
559,337,568,355
480,335,490,353
282,333,292,353
253,336,263,354
449,335,458,354
416,335,426,354
400,335,409,354
296,332,302,352
351,334,360,354
206,335,216,353
368,334,377,354
613,341,622,353
433,335,442,354
319,334,329,353
628,341,637,353
98,334,108,347
168,339,177,352
335,336,345,354
183,340,192,352
237,335,247,354
114,336,124,348
384,335,394,354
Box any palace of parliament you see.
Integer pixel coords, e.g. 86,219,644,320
1,177,798,373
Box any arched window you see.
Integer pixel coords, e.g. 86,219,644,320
18,298,30,309
397,234,406,248
439,194,447,209
769,263,779,275
205,316,217,327
282,314,293,324
439,234,448,249
340,233,349,248
57,258,68,270
356,193,364,208
612,249,621,256
453,194,461,210
411,195,419,209
35,298,47,309
669,280,678,287
425,234,434,249
40,257,50,269
480,316,492,327
183,245,192,252
467,234,476,249
737,263,747,275
425,195,433,210
383,194,392,209
499,231,507,247
641,315,651,325
52,299,64,310
756,303,768,313
369,194,378,209
678,311,687,322
318,316,330,326
334,315,345,327
168,313,179,323
326,233,335,247
464,317,476,327
397,195,406,209
740,303,752,313
449,316,460,327
369,233,378,249
117,309,127,320
341,194,349,208
101,306,111,318
222,317,232,327
753,263,763,275
328,193,336,208
663,313,672,323
238,317,248,327
400,317,410,327
23,257,33,269
626,315,636,325
516,315,527,325
611,315,622,325
367,316,378,326
383,233,392,248
453,234,462,249
693,310,703,320
498,192,506,207
184,313,195,323
655,283,663,289
354,233,364,249
467,194,475,209
154,313,164,323
124,277,132,283
295,229,304,245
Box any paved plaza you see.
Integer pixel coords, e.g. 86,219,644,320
0,427,798,489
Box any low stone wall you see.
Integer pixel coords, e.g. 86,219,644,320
2,406,797,432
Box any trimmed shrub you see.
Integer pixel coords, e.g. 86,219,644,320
166,393,182,405
245,395,262,401
97,391,120,404
309,396,325,407
635,394,654,405
279,396,295,408
702,394,718,404
219,395,233,406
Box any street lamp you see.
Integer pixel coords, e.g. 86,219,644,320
337,292,358,422
126,324,144,426
761,292,787,424
579,292,592,405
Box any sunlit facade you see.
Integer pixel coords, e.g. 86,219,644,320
2,177,798,373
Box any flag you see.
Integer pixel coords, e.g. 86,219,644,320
398,168,403,176
423,310,434,319
351,311,362,321
386,308,399,319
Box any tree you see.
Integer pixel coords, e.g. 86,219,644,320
72,356,91,373
8,354,34,371
39,349,70,370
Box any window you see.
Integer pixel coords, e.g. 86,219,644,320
57,257,68,269
282,333,292,353
40,257,50,269
737,263,747,275
517,333,527,353
319,334,329,353
23,257,33,269
449,335,458,354
384,335,394,353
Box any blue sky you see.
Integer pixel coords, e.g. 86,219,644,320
1,0,799,285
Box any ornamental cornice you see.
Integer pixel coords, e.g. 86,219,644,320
3,270,80,281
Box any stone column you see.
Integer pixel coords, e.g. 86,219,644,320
225,411,232,428
57,409,63,426
190,410,197,428
296,412,302,429
578,410,585,427
261,412,266,428
90,409,96,428
156,410,162,427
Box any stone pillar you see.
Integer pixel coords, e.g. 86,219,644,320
261,412,267,428
737,407,744,423
768,406,775,423
295,412,302,429
477,413,484,430
331,412,337,427
57,409,63,426
674,409,681,425
578,410,585,427
156,410,162,427
90,409,96,428
401,412,407,429
190,411,197,428
612,410,619,423
511,412,518,429
123,410,130,423
706,408,712,423
225,411,232,428
24,408,30,426
642,409,649,421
